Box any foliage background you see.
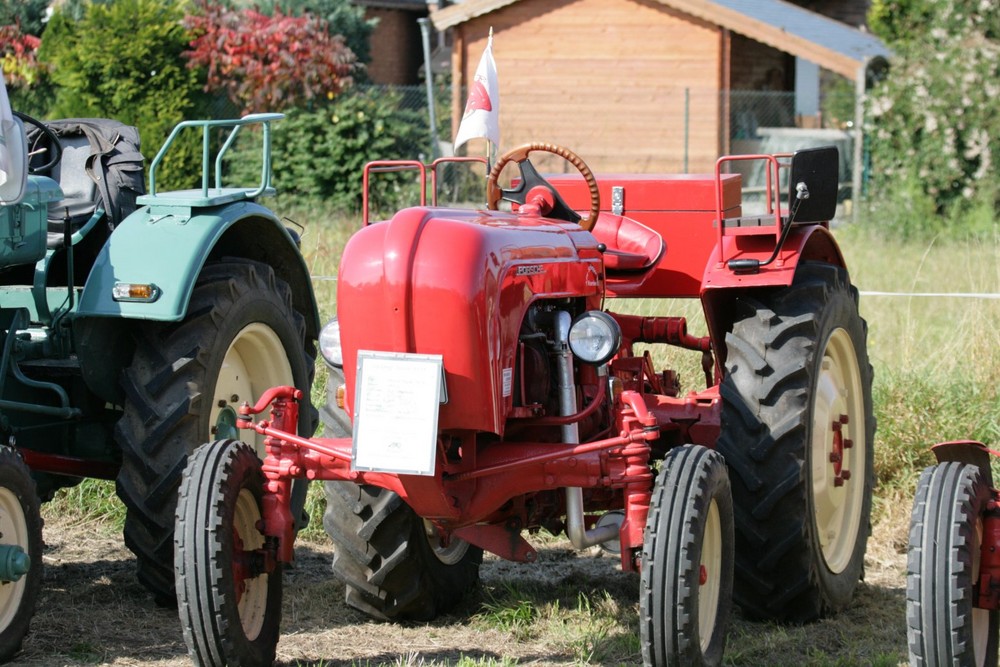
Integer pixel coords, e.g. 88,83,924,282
38,0,206,187
866,0,999,238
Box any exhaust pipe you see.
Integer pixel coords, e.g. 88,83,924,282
554,311,619,549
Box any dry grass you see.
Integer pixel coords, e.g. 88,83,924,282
23,512,908,666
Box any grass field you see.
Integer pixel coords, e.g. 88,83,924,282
40,210,999,666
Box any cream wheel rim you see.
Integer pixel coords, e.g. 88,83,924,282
0,487,29,631
699,498,722,652
234,488,268,640
811,328,865,574
212,323,294,453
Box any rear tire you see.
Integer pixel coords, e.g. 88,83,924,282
322,481,482,621
0,447,42,662
640,444,734,667
717,262,874,622
907,462,1000,667
176,440,281,667
116,258,314,603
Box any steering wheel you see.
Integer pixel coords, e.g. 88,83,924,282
486,143,601,231
13,111,62,174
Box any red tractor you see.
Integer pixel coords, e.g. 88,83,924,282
174,143,874,666
907,441,1000,666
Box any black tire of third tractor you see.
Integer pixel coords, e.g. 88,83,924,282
907,462,1000,667
116,258,315,604
717,262,875,622
176,440,282,667
322,481,483,621
640,444,734,667
0,447,43,663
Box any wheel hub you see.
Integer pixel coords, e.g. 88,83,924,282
214,406,241,441
0,545,29,582
828,414,853,485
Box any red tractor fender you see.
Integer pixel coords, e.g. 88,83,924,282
698,224,846,368
932,440,997,487
701,223,845,290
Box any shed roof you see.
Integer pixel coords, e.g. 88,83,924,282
431,0,890,79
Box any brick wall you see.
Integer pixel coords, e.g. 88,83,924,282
365,7,428,85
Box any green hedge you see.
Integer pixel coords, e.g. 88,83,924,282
226,88,427,211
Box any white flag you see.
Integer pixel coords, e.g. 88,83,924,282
454,32,499,151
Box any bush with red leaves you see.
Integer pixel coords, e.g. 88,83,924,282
184,2,357,114
0,24,43,87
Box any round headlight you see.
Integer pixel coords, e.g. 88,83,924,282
568,311,621,365
319,317,343,368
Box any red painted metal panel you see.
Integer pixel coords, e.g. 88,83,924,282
337,206,603,435
542,172,742,297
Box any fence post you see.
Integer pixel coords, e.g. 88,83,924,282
418,18,440,160
852,61,867,225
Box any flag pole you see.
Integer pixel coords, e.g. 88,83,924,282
454,26,499,174
486,27,496,173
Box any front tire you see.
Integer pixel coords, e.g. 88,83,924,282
718,262,875,622
176,440,281,667
907,462,999,667
640,444,734,667
322,482,482,621
0,447,42,662
116,258,314,603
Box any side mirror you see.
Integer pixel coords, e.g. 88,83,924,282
788,145,838,223
0,116,28,206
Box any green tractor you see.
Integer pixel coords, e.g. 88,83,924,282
0,109,317,658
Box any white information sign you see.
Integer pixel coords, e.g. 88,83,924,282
351,351,444,476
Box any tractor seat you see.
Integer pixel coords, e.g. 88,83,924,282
590,212,665,273
46,134,100,249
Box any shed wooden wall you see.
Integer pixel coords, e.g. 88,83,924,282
453,0,724,174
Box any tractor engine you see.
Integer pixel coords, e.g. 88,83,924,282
507,301,613,444
336,205,604,438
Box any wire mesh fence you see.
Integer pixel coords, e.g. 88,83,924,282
223,81,857,218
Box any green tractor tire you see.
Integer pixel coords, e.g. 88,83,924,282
115,258,315,604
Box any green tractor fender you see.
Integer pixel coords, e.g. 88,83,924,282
76,200,318,331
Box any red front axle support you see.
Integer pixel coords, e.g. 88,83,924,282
237,386,660,570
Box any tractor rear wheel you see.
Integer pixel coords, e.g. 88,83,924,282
116,258,314,604
0,447,42,662
640,444,734,667
907,462,999,667
717,262,874,622
322,481,483,621
176,440,281,667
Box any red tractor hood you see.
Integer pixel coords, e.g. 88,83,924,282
337,206,604,435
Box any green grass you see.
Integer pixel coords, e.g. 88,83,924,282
839,225,1000,500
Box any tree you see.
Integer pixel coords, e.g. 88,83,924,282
0,0,50,38
38,0,206,188
867,0,999,229
183,2,357,114
868,0,934,46
0,2,54,117
251,0,377,71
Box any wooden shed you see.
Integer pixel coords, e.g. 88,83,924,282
431,0,888,178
